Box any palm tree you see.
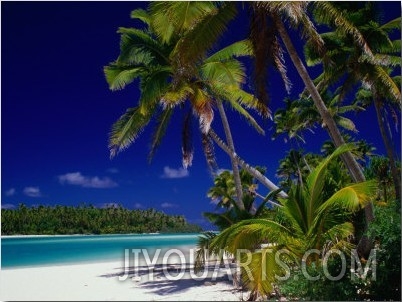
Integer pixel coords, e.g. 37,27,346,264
273,91,364,145
195,168,281,273
304,2,401,200
165,2,371,186
145,2,293,198
209,144,377,300
147,2,381,254
276,149,320,191
205,167,280,229
104,6,274,210
355,84,401,201
256,2,399,255
364,156,397,204
248,2,372,183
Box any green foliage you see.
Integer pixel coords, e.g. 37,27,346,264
364,155,399,203
279,257,363,301
279,200,401,301
366,201,401,300
1,204,202,235
273,92,363,145
105,2,267,168
203,167,277,230
208,145,377,298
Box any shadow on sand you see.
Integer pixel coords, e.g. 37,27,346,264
98,261,244,298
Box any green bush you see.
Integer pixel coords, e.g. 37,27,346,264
278,257,363,301
365,201,401,300
278,200,401,301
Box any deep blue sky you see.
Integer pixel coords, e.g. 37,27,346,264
2,1,401,229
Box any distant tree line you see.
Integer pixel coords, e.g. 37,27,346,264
1,204,203,235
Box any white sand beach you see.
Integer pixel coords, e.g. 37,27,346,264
0,259,246,301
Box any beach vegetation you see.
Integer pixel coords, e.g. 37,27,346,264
207,144,377,300
1,204,202,235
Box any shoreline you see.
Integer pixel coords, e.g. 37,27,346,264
0,231,216,239
0,232,166,238
0,258,245,301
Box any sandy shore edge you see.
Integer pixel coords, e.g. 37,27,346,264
0,259,246,301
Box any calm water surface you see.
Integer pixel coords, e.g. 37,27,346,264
1,233,200,268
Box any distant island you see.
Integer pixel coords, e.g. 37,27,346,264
1,203,203,235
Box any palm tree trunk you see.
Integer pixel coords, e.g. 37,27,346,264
216,100,244,210
275,17,374,256
208,129,288,199
373,96,401,201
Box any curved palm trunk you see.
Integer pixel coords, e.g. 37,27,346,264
208,129,288,199
216,100,244,210
373,96,401,201
275,17,374,256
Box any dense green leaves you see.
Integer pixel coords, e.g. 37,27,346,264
1,204,202,235
207,145,377,298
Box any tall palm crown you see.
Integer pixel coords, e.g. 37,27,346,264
306,2,400,102
304,2,401,200
104,5,266,167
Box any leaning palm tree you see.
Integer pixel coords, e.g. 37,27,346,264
209,144,377,300
256,2,371,184
146,1,249,205
251,1,397,256
304,2,401,200
154,2,371,184
356,84,401,201
146,2,293,198
104,5,290,211
147,1,382,254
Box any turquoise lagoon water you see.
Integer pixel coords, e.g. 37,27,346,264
1,233,200,269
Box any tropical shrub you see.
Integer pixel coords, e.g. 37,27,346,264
207,144,377,300
365,200,401,300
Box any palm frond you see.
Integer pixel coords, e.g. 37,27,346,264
281,183,308,234
104,64,145,91
160,84,193,108
218,86,271,120
109,107,153,158
194,231,218,272
321,222,355,252
211,218,292,254
380,17,402,32
130,8,151,26
204,40,254,63
240,248,280,298
138,67,171,113
313,2,373,57
306,144,356,211
249,5,291,105
317,180,377,215
150,1,217,43
148,108,173,163
201,60,246,86
373,65,401,103
254,189,284,216
336,116,358,132
171,2,237,72
116,27,169,65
